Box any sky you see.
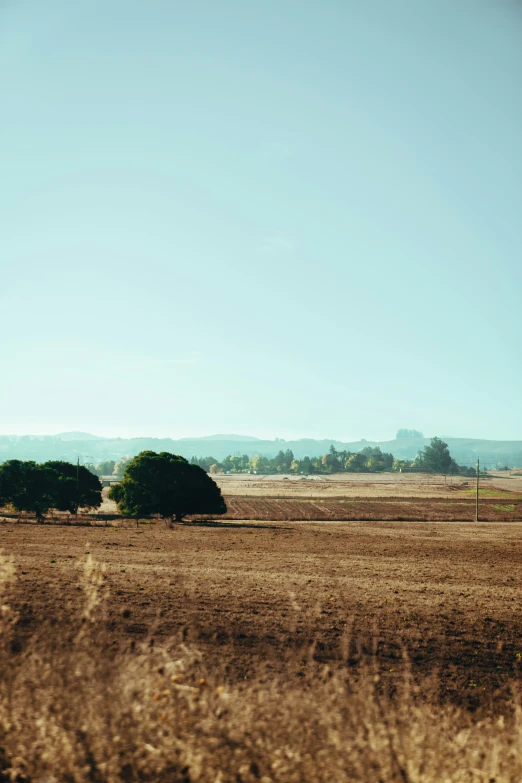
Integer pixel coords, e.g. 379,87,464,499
1,0,521,442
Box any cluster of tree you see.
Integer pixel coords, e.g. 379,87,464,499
85,459,116,477
414,437,458,474
0,460,102,518
110,451,226,523
396,429,424,439
85,459,131,478
0,452,227,523
413,437,482,477
191,445,395,475
191,438,478,477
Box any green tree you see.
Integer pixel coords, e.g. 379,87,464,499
95,460,116,476
324,445,342,472
284,449,294,471
381,452,394,470
43,461,103,514
301,456,312,474
0,460,60,519
250,455,269,473
310,457,322,473
114,457,132,478
273,450,286,472
109,451,227,523
417,437,458,474
358,446,391,472
232,454,250,472
392,458,411,472
345,453,368,472
221,455,234,473
321,451,339,473
396,428,424,439
190,455,218,472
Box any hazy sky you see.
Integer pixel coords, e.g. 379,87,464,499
1,0,521,441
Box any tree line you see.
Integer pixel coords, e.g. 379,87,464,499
0,460,103,518
81,439,481,479
0,452,226,523
85,459,128,477
0,439,477,521
190,438,478,477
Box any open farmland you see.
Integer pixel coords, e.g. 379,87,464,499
3,471,522,524
213,469,522,498
212,494,522,521
211,471,522,521
92,470,522,522
2,519,522,704
2,475,522,780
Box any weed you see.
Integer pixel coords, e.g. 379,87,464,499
1,555,522,781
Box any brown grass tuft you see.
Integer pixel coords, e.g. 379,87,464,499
1,552,522,782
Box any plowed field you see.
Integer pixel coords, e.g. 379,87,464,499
216,495,522,521
2,519,522,710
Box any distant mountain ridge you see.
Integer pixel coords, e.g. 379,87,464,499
0,433,521,468
177,434,261,442
54,431,106,442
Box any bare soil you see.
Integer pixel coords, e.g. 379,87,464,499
213,470,522,498
216,495,522,521
3,519,522,710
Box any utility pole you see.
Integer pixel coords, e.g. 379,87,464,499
76,457,80,517
475,458,479,522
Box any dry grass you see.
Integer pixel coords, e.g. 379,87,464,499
4,472,522,525
213,471,522,499
3,521,522,702
4,495,522,526
2,550,522,782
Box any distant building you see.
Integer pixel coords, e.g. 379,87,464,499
100,475,120,487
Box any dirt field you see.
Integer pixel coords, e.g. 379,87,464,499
215,495,522,521
81,471,522,521
212,470,522,498
3,519,522,709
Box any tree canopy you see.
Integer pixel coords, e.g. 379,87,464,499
86,460,116,477
190,441,478,476
0,459,103,517
415,437,458,474
109,450,227,523
0,460,61,518
44,461,102,514
396,429,424,439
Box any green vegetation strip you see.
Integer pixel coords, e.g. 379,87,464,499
463,489,522,499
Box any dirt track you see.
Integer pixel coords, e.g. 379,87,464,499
3,519,522,708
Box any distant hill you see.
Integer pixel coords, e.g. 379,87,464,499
54,431,104,442
177,434,261,442
0,433,521,468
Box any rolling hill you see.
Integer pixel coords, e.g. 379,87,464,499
0,433,521,468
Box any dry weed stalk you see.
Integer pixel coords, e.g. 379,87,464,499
0,555,522,782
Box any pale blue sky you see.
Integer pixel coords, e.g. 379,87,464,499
1,0,521,441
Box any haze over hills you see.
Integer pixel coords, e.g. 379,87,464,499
54,432,107,442
177,434,261,442
0,433,521,469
